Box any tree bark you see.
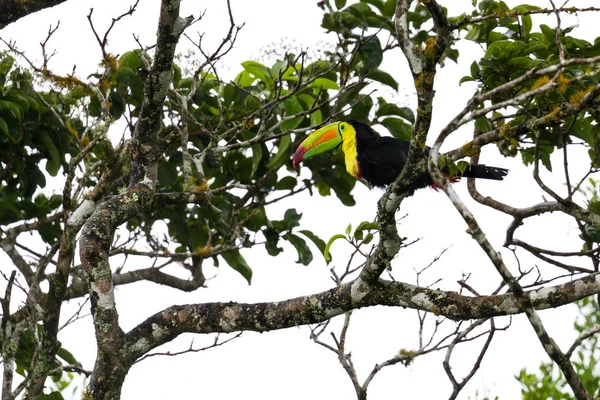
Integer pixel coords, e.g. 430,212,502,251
78,0,190,397
0,0,69,29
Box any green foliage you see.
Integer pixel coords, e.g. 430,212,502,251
324,220,379,263
221,250,253,284
579,179,600,244
4,1,600,398
0,325,80,398
518,297,600,399
4,0,599,296
0,53,81,226
455,1,600,172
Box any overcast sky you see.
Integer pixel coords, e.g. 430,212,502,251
1,0,599,399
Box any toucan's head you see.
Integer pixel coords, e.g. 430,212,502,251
293,120,359,167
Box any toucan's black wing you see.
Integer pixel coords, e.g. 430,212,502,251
352,122,509,194
356,137,438,193
357,136,411,187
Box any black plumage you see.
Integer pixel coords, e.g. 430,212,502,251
349,120,508,195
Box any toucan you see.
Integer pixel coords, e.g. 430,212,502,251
293,120,508,196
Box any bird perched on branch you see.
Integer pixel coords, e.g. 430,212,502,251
293,120,508,196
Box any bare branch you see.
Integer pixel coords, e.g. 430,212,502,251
135,332,242,364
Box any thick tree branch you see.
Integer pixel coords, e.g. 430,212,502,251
361,0,452,286
429,149,592,398
451,6,600,30
121,273,600,363
0,0,68,29
78,1,192,398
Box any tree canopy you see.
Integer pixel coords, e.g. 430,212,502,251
1,0,600,399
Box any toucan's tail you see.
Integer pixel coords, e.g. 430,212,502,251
409,164,509,195
460,164,509,181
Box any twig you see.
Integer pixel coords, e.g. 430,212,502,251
135,332,243,364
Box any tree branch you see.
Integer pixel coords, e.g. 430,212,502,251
121,273,600,363
0,0,69,29
78,0,192,397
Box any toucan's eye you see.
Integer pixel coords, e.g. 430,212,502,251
340,123,346,131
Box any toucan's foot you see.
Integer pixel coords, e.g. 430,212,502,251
430,176,460,191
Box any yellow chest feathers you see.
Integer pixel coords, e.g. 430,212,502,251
341,130,360,178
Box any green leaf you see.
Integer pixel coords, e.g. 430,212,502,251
359,36,383,71
241,207,268,232
356,221,378,231
335,0,347,9
266,135,291,170
272,208,303,232
119,50,144,70
88,95,101,117
305,60,332,76
0,99,23,121
345,223,352,235
275,176,297,190
40,131,61,176
233,70,255,87
465,25,480,41
7,93,31,114
382,0,396,17
284,233,313,265
21,93,40,111
310,77,340,90
474,116,492,133
508,57,542,70
457,160,470,174
310,109,322,126
521,14,532,39
376,104,414,123
251,144,263,178
270,60,288,77
335,11,362,30
242,61,273,87
108,90,125,120
540,24,555,40
324,233,347,264
470,61,480,78
363,232,374,244
521,147,534,166
315,181,331,196
56,348,78,365
0,55,14,86
354,230,363,241
350,95,373,121
298,230,327,255
360,0,385,14
172,63,182,88
39,220,62,243
264,228,282,256
0,117,8,138
380,118,412,140
282,97,304,131
539,148,553,172
221,250,252,284
445,47,460,63
283,208,302,230
366,69,398,90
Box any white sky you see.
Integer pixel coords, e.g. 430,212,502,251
1,0,600,399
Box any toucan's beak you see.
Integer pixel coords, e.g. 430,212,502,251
293,122,342,168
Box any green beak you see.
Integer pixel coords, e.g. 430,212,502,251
293,122,342,168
